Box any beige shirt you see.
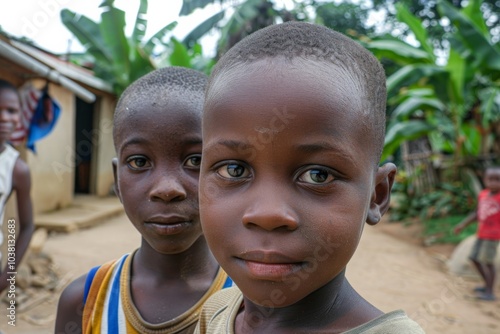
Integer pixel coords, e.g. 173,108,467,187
195,287,425,333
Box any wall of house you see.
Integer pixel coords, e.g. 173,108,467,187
94,95,116,197
26,80,75,213
2,75,117,217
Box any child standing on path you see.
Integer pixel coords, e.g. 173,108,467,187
55,67,231,334
0,79,33,294
454,166,500,301
196,22,424,333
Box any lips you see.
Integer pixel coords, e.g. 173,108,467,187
145,215,193,235
237,250,305,280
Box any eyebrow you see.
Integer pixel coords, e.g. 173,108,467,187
293,142,338,153
120,137,147,149
181,137,203,146
120,136,202,150
294,142,358,166
204,139,252,151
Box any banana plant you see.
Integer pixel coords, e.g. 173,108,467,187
61,0,178,95
367,0,500,163
179,0,297,58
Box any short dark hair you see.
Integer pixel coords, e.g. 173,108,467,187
486,165,500,172
208,21,387,161
114,66,208,140
0,79,18,93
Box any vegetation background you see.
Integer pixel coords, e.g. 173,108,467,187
61,0,500,246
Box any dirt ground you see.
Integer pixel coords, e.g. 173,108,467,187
1,213,500,334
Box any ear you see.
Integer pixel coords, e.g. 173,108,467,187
111,157,122,203
366,163,397,226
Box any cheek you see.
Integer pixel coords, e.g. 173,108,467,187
200,200,234,235
3,112,20,125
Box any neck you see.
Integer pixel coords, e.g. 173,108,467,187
134,236,219,281
238,271,380,333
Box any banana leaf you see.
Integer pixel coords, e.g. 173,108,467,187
60,9,111,64
217,0,262,52
461,0,490,36
169,37,192,68
131,0,149,46
143,21,178,55
183,10,225,47
100,6,131,88
382,120,435,161
180,0,219,16
438,0,500,71
368,40,433,65
395,3,435,61
479,87,500,127
392,96,445,121
386,64,448,96
445,48,466,107
127,46,156,92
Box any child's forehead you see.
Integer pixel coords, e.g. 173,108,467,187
217,57,352,80
0,87,19,97
114,97,202,138
207,59,364,116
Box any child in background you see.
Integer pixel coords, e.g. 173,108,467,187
454,165,500,301
55,67,231,334
0,79,34,294
196,22,424,333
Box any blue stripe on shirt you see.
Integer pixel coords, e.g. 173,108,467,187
107,254,128,333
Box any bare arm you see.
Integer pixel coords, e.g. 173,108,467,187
0,158,34,292
55,274,86,334
454,211,478,235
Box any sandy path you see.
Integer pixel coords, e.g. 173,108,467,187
2,213,499,333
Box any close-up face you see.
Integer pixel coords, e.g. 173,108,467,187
0,88,21,143
113,97,203,254
200,59,391,307
484,168,500,193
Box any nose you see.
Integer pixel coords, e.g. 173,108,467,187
242,186,298,231
149,171,187,203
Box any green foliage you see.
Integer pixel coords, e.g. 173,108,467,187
180,0,219,15
367,0,500,163
422,215,477,244
390,170,477,244
391,171,476,222
315,1,374,37
61,0,211,96
180,0,302,58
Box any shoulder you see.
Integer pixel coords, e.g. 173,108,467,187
55,274,86,332
58,274,86,307
12,157,30,190
196,286,242,333
344,310,425,334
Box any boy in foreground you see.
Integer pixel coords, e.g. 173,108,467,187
55,67,231,334
196,22,425,333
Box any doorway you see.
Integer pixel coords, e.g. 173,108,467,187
74,97,95,194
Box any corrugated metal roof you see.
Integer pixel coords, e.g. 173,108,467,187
0,35,113,101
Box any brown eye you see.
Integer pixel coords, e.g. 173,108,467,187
216,163,250,179
126,156,151,169
299,168,335,184
185,155,201,168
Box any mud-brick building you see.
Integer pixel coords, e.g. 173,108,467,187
0,35,117,218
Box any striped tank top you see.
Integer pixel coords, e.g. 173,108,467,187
82,251,233,334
